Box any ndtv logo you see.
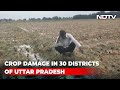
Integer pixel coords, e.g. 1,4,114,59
96,15,116,19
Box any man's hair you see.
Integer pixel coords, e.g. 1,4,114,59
59,30,66,37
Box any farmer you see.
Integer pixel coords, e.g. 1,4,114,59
55,30,83,54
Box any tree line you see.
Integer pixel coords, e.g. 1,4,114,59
73,11,120,19
0,11,120,22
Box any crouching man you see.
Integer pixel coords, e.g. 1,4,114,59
55,30,83,55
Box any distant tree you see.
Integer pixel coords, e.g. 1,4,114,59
42,17,51,20
28,18,37,21
42,17,47,20
96,11,106,14
58,17,61,20
37,18,41,20
52,16,59,20
23,19,26,21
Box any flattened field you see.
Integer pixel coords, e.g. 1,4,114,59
0,19,120,78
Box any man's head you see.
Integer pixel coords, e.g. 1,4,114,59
59,30,66,39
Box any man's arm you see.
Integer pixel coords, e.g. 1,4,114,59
67,33,83,53
55,36,62,47
55,36,59,44
67,33,81,48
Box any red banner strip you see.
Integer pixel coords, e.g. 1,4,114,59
4,68,96,76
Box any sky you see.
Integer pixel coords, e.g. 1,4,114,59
0,11,106,20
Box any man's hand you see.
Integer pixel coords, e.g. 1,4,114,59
79,47,84,54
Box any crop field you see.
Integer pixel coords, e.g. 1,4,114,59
0,19,120,79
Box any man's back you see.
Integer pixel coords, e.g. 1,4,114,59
56,33,72,48
55,33,81,48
